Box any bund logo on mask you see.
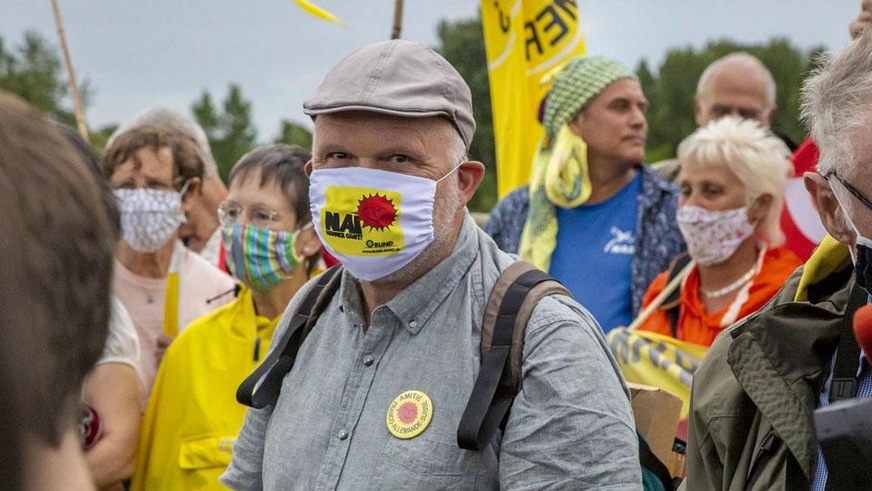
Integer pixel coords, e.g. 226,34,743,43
321,186,405,256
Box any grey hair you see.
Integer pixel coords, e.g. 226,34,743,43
448,127,468,165
678,116,793,246
802,28,872,206
696,52,777,108
109,107,218,178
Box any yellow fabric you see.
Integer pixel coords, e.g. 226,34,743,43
542,126,592,208
607,328,708,419
794,234,851,302
162,271,180,337
292,0,345,26
518,127,591,271
131,286,278,490
480,0,586,198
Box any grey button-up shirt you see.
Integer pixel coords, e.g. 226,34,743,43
222,215,641,490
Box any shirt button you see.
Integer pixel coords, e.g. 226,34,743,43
337,429,349,440
409,320,418,328
363,355,374,366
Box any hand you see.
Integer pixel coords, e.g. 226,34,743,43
155,334,175,364
850,0,872,39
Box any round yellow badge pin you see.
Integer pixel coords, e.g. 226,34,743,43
386,390,433,439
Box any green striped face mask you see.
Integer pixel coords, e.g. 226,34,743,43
222,222,307,291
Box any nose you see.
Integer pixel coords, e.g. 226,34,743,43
680,191,705,209
629,106,646,129
357,158,382,170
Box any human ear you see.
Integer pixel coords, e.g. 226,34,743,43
455,161,485,206
295,224,322,261
567,112,584,137
764,106,777,128
693,96,705,127
748,193,772,224
180,177,202,211
804,172,855,244
304,160,314,177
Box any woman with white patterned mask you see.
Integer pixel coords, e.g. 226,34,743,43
104,126,235,403
635,116,801,346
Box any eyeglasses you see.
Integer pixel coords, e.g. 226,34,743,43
218,201,283,228
823,171,872,214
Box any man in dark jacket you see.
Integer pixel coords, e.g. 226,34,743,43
683,27,872,490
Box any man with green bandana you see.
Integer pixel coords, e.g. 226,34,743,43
485,55,685,333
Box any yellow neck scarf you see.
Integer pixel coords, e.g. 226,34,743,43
519,126,592,271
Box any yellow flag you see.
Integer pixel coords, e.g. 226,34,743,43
293,0,346,27
480,0,586,198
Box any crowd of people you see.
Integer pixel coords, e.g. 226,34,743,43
4,3,872,490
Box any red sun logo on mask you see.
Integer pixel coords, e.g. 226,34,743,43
357,193,397,231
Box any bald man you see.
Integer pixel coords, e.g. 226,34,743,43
653,52,776,181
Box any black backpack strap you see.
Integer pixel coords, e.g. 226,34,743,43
662,253,691,338
828,282,867,402
457,261,570,451
236,266,343,409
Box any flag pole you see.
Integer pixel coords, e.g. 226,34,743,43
50,0,89,142
391,0,404,39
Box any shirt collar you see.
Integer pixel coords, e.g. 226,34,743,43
388,214,479,334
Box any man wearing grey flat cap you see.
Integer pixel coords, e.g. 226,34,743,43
221,39,640,490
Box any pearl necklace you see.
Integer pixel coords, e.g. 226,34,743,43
700,265,758,299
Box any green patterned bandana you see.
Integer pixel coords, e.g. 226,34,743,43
542,55,637,140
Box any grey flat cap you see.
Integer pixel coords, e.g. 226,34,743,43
304,40,476,149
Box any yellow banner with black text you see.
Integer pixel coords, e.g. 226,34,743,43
480,0,586,198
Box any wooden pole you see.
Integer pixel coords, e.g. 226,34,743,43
50,0,90,143
391,0,404,39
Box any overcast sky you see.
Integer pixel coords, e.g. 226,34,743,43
2,1,861,140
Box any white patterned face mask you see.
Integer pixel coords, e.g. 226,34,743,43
677,205,755,266
114,185,187,253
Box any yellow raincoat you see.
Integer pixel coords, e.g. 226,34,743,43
131,285,278,490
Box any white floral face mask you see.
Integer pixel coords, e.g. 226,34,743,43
114,185,187,253
677,205,755,266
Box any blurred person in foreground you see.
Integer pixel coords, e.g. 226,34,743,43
683,27,872,490
131,145,322,489
0,92,116,489
103,125,235,403
484,55,685,334
222,40,640,489
111,108,228,267
55,122,143,490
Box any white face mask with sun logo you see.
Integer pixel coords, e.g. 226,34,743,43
309,165,459,282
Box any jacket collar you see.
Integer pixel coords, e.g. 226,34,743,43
727,260,854,480
638,164,678,211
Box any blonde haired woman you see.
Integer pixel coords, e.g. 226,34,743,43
637,116,801,345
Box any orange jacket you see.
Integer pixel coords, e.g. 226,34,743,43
638,247,802,347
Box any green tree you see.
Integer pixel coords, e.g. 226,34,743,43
641,38,822,161
89,123,118,151
436,15,496,213
191,83,257,182
274,119,313,150
0,31,91,129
